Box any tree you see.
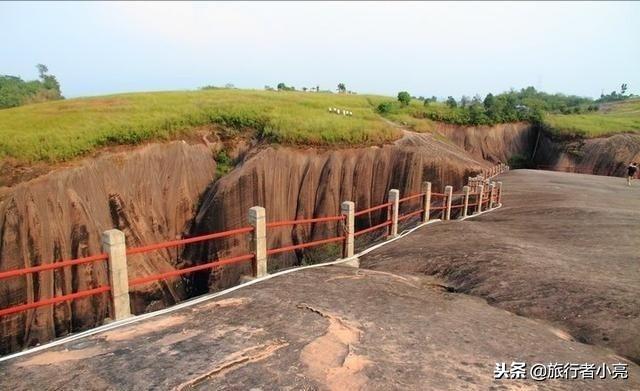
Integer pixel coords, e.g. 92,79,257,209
621,83,628,95
483,93,495,110
36,64,48,78
398,91,411,106
337,83,346,93
445,96,457,108
277,82,295,91
460,95,470,108
0,64,63,109
397,91,411,106
302,87,308,92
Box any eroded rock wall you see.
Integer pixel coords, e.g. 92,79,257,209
534,132,640,176
0,142,216,354
434,122,536,163
184,132,487,291
0,124,528,354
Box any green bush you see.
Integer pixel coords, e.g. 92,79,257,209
397,91,411,106
377,101,395,114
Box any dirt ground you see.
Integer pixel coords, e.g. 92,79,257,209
1,169,638,390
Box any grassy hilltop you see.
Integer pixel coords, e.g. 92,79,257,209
545,98,640,137
0,88,639,164
0,89,399,163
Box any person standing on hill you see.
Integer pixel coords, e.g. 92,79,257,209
627,162,638,186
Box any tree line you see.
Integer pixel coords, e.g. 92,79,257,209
380,84,635,126
0,64,63,109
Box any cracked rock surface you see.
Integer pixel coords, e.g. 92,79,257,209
2,263,638,390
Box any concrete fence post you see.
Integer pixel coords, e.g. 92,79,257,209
388,189,400,238
462,185,470,218
248,206,267,278
341,201,355,258
421,181,431,223
488,183,496,209
476,183,484,214
102,229,132,321
444,185,453,220
497,181,503,205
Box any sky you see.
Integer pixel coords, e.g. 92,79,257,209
1,1,639,99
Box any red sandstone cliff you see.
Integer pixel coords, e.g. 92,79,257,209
0,142,216,353
0,123,534,354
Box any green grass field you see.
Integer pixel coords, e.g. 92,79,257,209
545,98,640,137
366,96,445,133
0,89,399,163
1,88,639,164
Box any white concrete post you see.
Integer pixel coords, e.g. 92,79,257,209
462,185,470,218
341,201,355,258
249,206,267,278
421,181,431,223
102,229,131,321
388,189,400,238
488,183,496,209
497,181,503,205
476,183,484,214
444,185,453,220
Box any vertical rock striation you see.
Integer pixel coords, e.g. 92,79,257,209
0,142,216,354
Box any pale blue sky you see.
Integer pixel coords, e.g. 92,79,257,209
1,1,638,99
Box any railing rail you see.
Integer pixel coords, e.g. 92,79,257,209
0,163,509,344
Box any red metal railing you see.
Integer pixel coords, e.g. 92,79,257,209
267,236,346,255
0,253,111,318
129,254,255,286
125,227,255,286
354,220,392,237
0,253,108,280
399,193,424,203
266,215,344,228
0,286,111,317
354,202,392,217
398,209,424,222
0,164,508,321
126,227,254,255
